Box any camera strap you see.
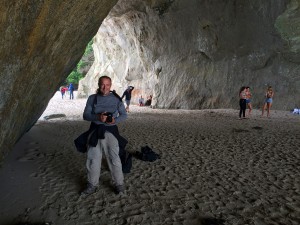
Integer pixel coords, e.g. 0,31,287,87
92,94,98,114
110,90,122,102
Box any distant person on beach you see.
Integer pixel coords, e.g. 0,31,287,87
60,86,66,99
68,83,75,99
81,76,127,196
145,95,152,106
138,95,144,106
245,86,252,116
121,86,134,112
262,86,274,117
65,86,69,96
239,86,247,119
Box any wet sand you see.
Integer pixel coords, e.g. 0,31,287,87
0,92,299,225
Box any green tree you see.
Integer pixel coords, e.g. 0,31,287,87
84,40,93,55
66,70,84,84
66,40,93,84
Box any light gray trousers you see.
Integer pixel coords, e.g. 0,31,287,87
86,132,124,187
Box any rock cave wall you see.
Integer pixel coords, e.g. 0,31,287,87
0,0,300,162
78,0,300,110
0,0,118,162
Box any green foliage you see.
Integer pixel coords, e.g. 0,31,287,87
77,60,89,70
66,70,84,84
84,40,93,55
66,39,94,84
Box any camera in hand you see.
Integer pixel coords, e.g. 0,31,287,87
103,112,113,123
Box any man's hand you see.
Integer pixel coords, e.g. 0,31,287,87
97,113,107,123
97,113,115,124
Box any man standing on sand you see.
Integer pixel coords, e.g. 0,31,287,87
81,76,127,196
69,83,75,99
121,86,134,112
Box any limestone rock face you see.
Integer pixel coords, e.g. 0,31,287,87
78,0,300,110
0,0,118,161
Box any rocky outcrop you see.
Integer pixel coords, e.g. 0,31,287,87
78,0,300,110
0,0,118,161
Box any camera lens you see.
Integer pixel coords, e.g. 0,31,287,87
106,113,112,123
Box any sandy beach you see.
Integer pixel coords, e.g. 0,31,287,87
0,91,299,225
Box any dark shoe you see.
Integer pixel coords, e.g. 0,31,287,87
115,185,125,195
80,183,97,196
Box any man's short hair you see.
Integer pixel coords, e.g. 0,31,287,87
98,75,111,84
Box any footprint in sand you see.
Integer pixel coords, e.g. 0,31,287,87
17,147,40,162
17,156,35,162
